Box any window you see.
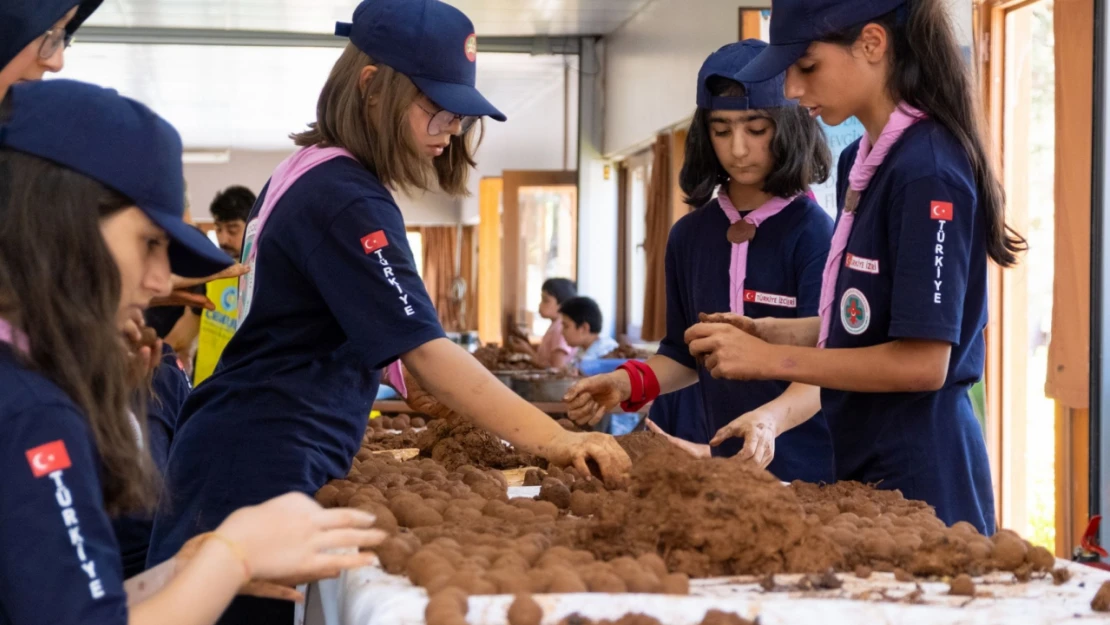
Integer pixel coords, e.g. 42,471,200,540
627,163,650,341
406,230,424,279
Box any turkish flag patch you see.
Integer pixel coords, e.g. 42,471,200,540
361,231,389,255
930,201,953,221
26,440,71,478
743,290,757,302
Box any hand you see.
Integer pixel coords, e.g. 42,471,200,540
697,312,759,337
121,309,161,376
174,535,305,602
563,371,632,427
685,323,777,381
644,420,710,458
215,493,386,584
150,264,250,311
506,335,535,356
540,430,632,488
710,408,779,469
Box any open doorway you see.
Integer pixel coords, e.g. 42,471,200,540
990,0,1056,550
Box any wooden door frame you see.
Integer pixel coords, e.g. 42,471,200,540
978,0,1068,541
501,170,579,339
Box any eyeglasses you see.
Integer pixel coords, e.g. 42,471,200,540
416,102,477,136
39,28,73,60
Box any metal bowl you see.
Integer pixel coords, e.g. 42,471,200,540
511,375,578,403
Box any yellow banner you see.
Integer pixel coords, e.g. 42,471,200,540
194,277,239,385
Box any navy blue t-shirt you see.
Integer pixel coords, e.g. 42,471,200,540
113,344,189,578
149,157,445,566
822,119,995,534
0,345,128,625
647,386,710,444
656,195,835,483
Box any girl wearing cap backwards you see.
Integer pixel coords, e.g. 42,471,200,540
564,40,835,483
0,79,387,625
150,1,630,620
686,0,1026,534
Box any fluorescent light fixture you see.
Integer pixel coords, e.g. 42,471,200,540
183,149,231,164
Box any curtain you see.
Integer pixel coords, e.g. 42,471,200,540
460,225,479,331
1044,0,1092,409
641,134,672,341
419,226,458,330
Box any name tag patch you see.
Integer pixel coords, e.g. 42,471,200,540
743,290,797,308
845,253,880,275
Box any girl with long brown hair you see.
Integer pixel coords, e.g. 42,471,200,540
564,40,836,482
686,0,1026,534
148,1,630,622
0,79,385,625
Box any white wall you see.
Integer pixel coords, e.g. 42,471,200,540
604,0,770,156
603,0,975,157
577,39,619,338
184,149,461,225
461,59,578,224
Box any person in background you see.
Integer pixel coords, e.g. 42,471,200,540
0,78,384,625
149,3,631,623
210,185,255,261
565,40,836,484
508,277,578,368
186,185,257,385
559,296,619,364
686,0,1028,534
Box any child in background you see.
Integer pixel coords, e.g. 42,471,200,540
559,296,619,364
509,278,577,368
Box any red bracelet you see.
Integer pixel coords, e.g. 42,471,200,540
619,360,660,412
617,361,644,411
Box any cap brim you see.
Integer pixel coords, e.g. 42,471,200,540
733,41,811,83
145,208,234,278
411,76,507,122
66,0,105,36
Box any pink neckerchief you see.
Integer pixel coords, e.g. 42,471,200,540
718,190,796,314
236,145,408,397
0,318,29,353
816,103,926,348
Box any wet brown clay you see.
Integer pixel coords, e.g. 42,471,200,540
949,574,975,597
1093,581,1110,612
507,594,543,625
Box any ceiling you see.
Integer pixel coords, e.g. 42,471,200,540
56,44,572,150
59,1,626,150
86,0,656,37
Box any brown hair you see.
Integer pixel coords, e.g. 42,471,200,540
291,44,480,196
0,147,158,516
681,77,831,207
822,0,1027,267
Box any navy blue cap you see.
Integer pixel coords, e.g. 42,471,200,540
0,80,231,278
336,0,506,122
736,0,906,83
696,40,791,111
1,0,103,71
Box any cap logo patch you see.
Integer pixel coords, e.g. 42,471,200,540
465,34,478,62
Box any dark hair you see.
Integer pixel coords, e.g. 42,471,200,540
541,278,577,305
680,76,831,207
210,185,256,223
559,296,603,334
822,0,1026,266
0,149,158,515
292,44,481,197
